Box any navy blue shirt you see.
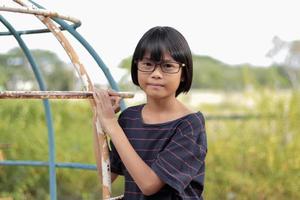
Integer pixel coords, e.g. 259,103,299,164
110,104,207,200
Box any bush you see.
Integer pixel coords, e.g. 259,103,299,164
0,100,124,199
203,90,300,199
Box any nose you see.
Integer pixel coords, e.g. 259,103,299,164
150,64,163,78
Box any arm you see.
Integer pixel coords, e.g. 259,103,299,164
93,89,165,195
94,89,120,184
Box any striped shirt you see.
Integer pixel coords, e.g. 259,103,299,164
110,104,207,200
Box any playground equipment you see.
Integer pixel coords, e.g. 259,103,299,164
0,0,131,199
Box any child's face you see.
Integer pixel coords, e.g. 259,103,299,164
137,51,182,99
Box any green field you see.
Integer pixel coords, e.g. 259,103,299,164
0,89,299,199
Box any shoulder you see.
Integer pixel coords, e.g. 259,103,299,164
179,111,205,127
174,112,207,149
176,111,206,136
118,104,144,121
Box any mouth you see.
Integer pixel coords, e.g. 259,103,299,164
147,83,164,86
147,83,164,88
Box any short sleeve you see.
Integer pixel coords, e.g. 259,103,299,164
109,141,123,175
151,113,207,193
109,112,127,175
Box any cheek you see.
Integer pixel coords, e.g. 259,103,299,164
172,77,182,90
172,72,183,89
164,74,182,93
137,72,146,88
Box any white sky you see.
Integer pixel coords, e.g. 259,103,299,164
1,0,300,84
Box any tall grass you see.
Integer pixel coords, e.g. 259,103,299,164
0,90,299,199
203,90,300,199
0,100,123,199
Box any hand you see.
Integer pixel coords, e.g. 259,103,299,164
93,88,118,133
107,89,121,113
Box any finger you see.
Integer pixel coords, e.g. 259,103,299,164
92,88,101,101
107,89,119,96
110,95,120,103
115,97,121,106
110,95,120,105
99,89,115,112
113,105,121,113
93,88,107,103
111,99,120,112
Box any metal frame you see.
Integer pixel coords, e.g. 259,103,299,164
0,0,125,199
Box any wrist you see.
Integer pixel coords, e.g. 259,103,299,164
102,118,119,135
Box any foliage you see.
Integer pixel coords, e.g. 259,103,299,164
202,90,300,200
118,55,297,90
0,100,123,199
1,90,300,199
1,47,297,91
0,48,77,91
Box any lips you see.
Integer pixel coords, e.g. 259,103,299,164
147,83,164,87
147,83,164,90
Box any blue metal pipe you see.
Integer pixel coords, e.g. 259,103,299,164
0,22,81,36
0,161,97,170
0,15,57,200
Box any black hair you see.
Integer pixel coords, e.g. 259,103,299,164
131,26,193,97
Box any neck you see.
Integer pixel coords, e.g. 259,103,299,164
145,95,179,112
142,95,192,124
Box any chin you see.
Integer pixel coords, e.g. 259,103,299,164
146,90,164,98
147,91,175,100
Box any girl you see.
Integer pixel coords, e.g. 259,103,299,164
94,26,207,200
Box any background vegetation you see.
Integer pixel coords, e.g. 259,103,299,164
0,48,77,91
118,55,299,91
2,48,298,92
1,90,299,199
1,48,300,199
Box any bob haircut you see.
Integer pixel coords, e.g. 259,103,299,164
131,26,193,97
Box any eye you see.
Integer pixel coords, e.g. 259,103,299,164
163,63,176,68
139,61,155,71
144,62,154,67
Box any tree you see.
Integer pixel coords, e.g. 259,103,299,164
117,54,293,90
0,48,77,91
267,36,300,88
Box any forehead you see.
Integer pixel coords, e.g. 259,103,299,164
142,51,175,61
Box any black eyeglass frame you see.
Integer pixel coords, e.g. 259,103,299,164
135,60,186,74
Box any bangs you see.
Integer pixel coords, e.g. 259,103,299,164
139,37,167,61
137,30,183,62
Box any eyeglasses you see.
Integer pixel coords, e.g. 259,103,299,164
137,59,185,74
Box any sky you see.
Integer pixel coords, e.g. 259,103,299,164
1,0,300,84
